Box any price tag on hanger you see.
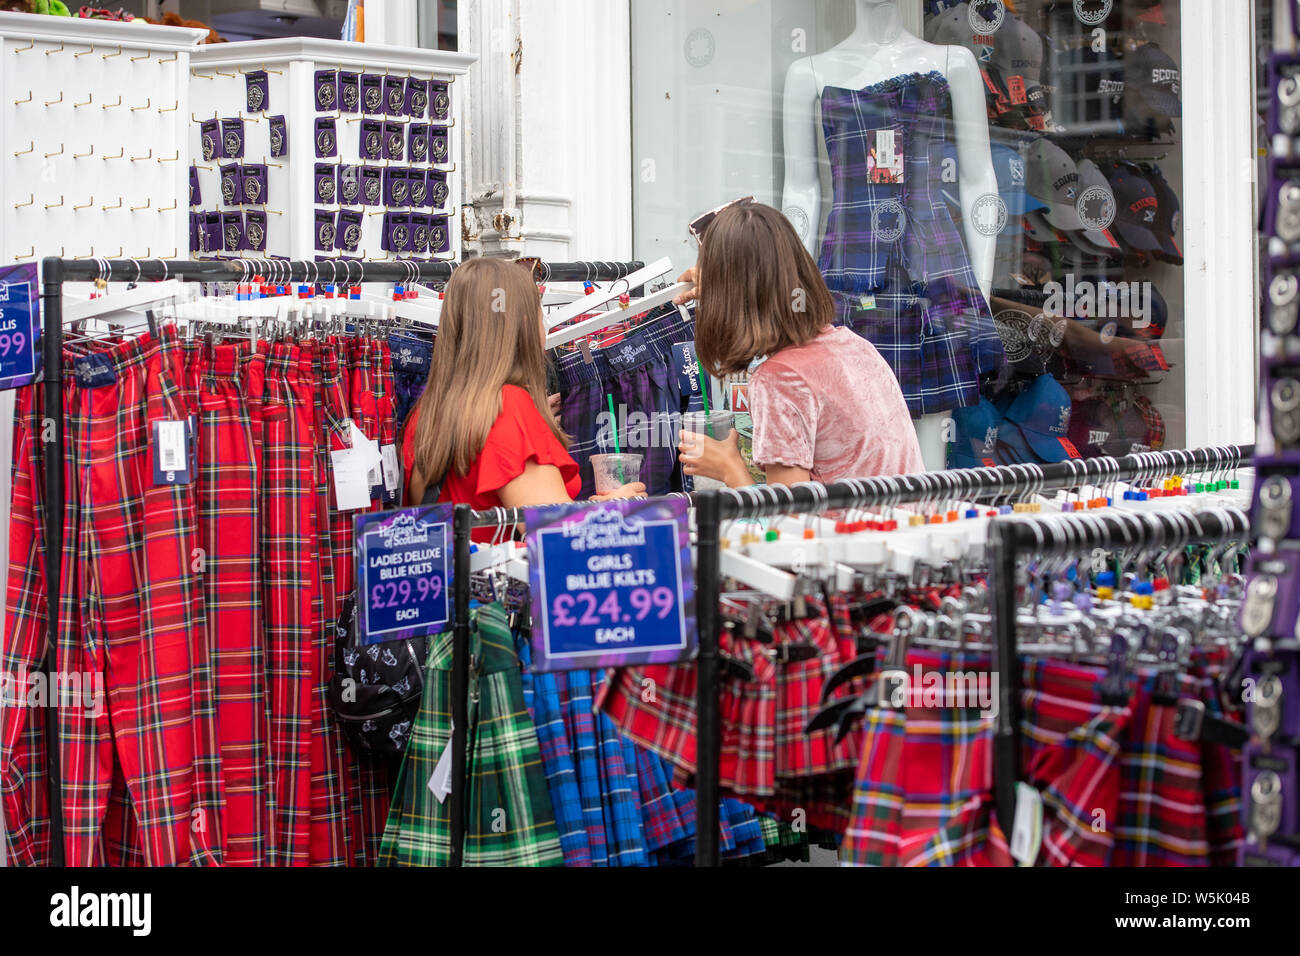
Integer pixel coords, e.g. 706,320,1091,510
525,497,695,672
0,264,39,391
153,418,194,486
354,503,453,646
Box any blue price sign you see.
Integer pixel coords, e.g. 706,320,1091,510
0,264,39,391
355,504,453,645
526,497,695,672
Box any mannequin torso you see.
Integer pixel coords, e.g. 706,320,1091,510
781,0,1000,470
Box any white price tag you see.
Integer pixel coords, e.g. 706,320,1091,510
381,444,400,492
156,420,186,473
427,723,454,803
1009,781,1043,866
331,446,373,511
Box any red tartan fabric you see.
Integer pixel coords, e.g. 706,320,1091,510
1110,673,1213,867
199,342,267,865
63,330,219,865
4,330,404,867
1,382,52,865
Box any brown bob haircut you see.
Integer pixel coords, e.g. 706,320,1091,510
694,202,835,376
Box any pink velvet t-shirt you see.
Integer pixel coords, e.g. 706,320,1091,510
748,326,924,482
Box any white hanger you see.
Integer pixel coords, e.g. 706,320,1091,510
543,257,675,331
64,280,188,323
545,282,693,350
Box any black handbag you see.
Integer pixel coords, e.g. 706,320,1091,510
329,474,446,756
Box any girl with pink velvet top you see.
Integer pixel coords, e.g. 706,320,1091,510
675,202,923,487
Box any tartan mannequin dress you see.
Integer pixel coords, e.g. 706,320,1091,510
817,71,1005,415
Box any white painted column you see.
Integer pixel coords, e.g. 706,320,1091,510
1181,0,1259,448
459,0,633,260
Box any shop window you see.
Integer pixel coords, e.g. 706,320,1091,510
632,0,1237,470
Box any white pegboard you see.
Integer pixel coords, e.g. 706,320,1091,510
188,38,476,270
0,13,206,266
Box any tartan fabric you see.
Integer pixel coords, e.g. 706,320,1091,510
1199,691,1244,867
773,606,861,779
556,669,610,865
818,72,1003,414
517,634,592,866
592,698,649,867
198,341,267,866
841,652,1134,868
377,630,455,866
389,333,433,432
464,604,563,866
1110,673,1212,867
1,382,51,865
63,330,219,865
1019,657,1129,867
261,342,318,866
634,747,688,853
554,304,695,499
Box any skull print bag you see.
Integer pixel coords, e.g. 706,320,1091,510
329,478,444,756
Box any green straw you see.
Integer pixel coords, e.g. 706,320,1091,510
607,393,624,484
697,358,715,438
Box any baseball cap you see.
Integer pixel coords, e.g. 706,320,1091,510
948,396,1005,468
1067,396,1123,458
991,14,1046,112
1003,372,1080,461
1142,164,1183,263
1072,159,1122,251
1110,282,1167,341
1026,138,1085,231
1104,162,1163,253
1024,209,1067,243
1050,45,1127,136
939,141,1049,217
1125,42,1182,135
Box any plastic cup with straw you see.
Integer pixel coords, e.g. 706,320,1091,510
697,358,715,438
607,393,624,484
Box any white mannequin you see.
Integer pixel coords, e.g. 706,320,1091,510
781,0,998,471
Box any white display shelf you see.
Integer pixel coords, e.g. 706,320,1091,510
189,38,476,268
0,13,207,267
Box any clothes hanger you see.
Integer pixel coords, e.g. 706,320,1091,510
542,257,675,332
545,282,693,350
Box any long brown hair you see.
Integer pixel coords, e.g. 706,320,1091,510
406,257,567,501
694,203,834,376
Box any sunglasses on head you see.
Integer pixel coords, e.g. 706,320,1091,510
688,196,755,244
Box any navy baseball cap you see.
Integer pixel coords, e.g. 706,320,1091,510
1104,162,1163,253
1067,397,1122,459
1003,372,1078,462
1143,164,1183,263
1125,42,1182,134
948,397,1005,468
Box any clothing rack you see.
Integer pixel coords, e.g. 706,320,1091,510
446,444,1251,866
34,254,645,867
986,506,1252,854
690,444,1252,865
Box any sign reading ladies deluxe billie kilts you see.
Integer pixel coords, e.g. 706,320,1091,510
0,263,39,391
355,504,453,645
525,497,695,672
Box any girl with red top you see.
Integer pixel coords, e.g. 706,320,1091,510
402,258,643,538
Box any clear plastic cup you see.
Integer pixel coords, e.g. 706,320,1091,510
591,453,643,494
680,410,736,491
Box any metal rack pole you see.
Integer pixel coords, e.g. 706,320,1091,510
38,257,66,866
449,504,472,867
693,490,723,866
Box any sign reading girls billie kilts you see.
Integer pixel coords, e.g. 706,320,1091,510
526,497,695,672
355,504,453,645
0,264,39,391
